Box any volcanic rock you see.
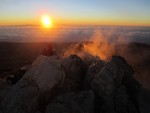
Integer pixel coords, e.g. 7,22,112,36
61,54,87,92
84,60,105,89
45,90,95,113
0,54,142,113
81,52,100,66
0,55,65,113
91,56,142,113
25,55,65,96
0,80,40,113
92,56,133,96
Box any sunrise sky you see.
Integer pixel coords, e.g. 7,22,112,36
0,0,150,26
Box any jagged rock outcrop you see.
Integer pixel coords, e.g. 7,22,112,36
61,54,87,92
0,55,65,113
45,90,95,113
91,56,129,96
0,54,142,113
91,56,142,113
24,55,65,98
81,52,100,66
84,60,105,89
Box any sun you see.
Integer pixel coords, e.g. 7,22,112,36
41,15,53,28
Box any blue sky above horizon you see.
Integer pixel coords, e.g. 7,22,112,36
0,0,150,26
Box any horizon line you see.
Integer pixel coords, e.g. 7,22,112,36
0,24,150,27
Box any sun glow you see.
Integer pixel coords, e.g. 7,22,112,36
41,15,53,28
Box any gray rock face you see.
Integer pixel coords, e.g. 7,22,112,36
92,56,133,96
1,80,40,113
45,90,95,113
92,56,141,113
81,52,100,66
114,85,131,113
24,55,65,98
0,54,142,113
62,54,86,92
114,85,140,113
0,55,65,113
84,60,104,89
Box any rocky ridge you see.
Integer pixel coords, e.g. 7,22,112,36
0,46,142,113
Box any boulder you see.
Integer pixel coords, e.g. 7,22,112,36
91,56,141,113
24,55,65,97
61,54,87,92
45,90,95,113
0,80,40,113
0,55,65,113
91,56,133,96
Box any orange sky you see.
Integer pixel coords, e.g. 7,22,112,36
0,0,150,26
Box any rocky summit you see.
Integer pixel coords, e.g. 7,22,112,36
0,52,142,113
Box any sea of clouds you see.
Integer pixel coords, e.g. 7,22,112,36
0,25,150,44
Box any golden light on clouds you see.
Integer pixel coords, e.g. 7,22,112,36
41,15,53,28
